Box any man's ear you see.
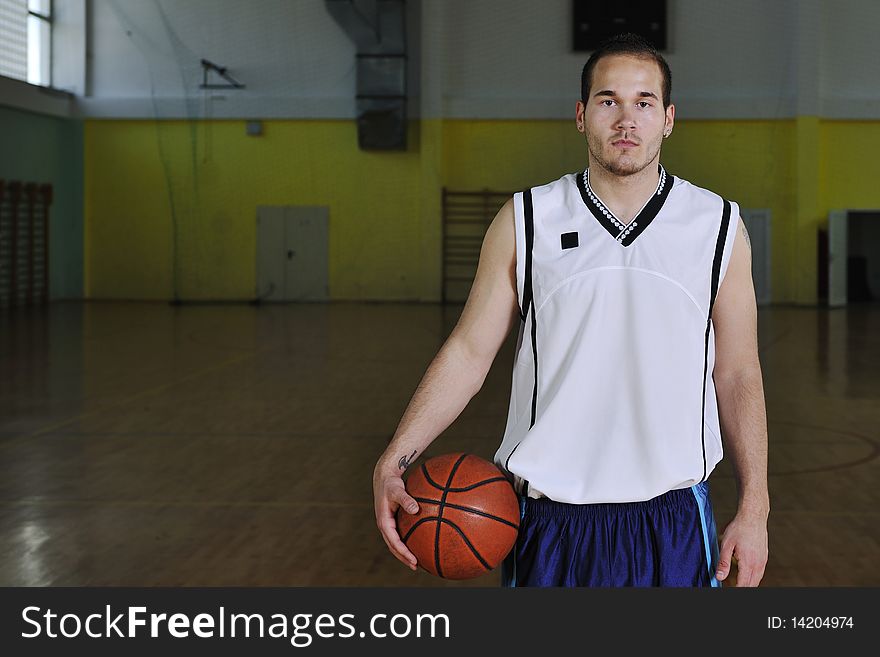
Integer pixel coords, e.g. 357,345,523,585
575,101,586,133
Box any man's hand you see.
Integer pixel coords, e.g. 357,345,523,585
715,512,769,586
370,199,518,573
713,216,770,587
373,462,421,571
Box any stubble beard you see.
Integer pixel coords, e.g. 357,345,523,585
586,132,663,178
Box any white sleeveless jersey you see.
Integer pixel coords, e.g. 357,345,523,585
493,167,739,504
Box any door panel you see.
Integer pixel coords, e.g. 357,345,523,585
741,208,771,306
257,206,328,302
256,206,285,301
284,207,328,301
828,210,847,308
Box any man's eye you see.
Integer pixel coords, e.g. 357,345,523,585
638,101,651,108
601,99,615,106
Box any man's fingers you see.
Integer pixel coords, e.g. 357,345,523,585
754,565,766,587
378,516,418,569
374,473,420,570
380,532,418,571
733,557,766,587
733,564,752,587
715,540,734,581
393,489,419,514
379,525,413,566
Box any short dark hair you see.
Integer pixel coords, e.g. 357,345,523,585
580,33,672,108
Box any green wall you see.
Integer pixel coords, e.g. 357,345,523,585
0,105,83,300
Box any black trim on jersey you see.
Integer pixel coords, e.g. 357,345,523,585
529,300,538,428
520,189,535,321
521,189,539,430
576,165,674,246
699,199,732,483
505,189,539,477
504,441,521,473
709,200,732,318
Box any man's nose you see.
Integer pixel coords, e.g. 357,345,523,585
616,108,636,131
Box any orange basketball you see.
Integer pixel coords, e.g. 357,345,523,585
396,452,520,579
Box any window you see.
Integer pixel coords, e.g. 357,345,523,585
27,0,51,85
0,0,52,86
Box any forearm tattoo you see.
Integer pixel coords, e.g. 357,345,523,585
398,450,417,471
741,222,751,252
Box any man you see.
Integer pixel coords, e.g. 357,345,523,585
373,33,769,587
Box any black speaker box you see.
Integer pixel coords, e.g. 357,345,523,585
573,0,667,51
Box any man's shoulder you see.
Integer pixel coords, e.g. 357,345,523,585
669,174,733,210
522,171,580,198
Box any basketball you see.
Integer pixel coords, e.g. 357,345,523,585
396,452,520,579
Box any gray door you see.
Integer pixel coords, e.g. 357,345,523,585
828,210,847,308
741,209,771,306
257,206,329,301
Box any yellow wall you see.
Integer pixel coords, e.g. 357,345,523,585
821,121,880,211
85,117,880,304
664,120,797,303
85,120,431,301
443,119,799,301
442,120,587,191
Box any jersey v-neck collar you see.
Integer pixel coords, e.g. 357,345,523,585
576,165,674,247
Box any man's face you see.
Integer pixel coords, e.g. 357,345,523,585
576,54,674,177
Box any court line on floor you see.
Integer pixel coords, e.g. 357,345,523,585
710,419,880,477
758,327,792,353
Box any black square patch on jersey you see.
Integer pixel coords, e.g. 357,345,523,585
561,232,579,249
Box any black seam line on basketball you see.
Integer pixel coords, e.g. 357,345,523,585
520,188,535,322
432,476,511,493
420,469,510,493
435,454,469,579
699,199,731,483
400,516,436,544
399,517,494,573
429,501,520,530
412,496,442,506
421,464,453,492
435,517,493,572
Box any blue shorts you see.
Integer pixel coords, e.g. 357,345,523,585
501,481,721,587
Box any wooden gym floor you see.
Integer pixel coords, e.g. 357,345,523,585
0,301,877,586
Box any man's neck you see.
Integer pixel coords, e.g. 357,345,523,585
588,161,661,224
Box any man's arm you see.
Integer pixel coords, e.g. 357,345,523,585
373,198,520,570
710,216,770,586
